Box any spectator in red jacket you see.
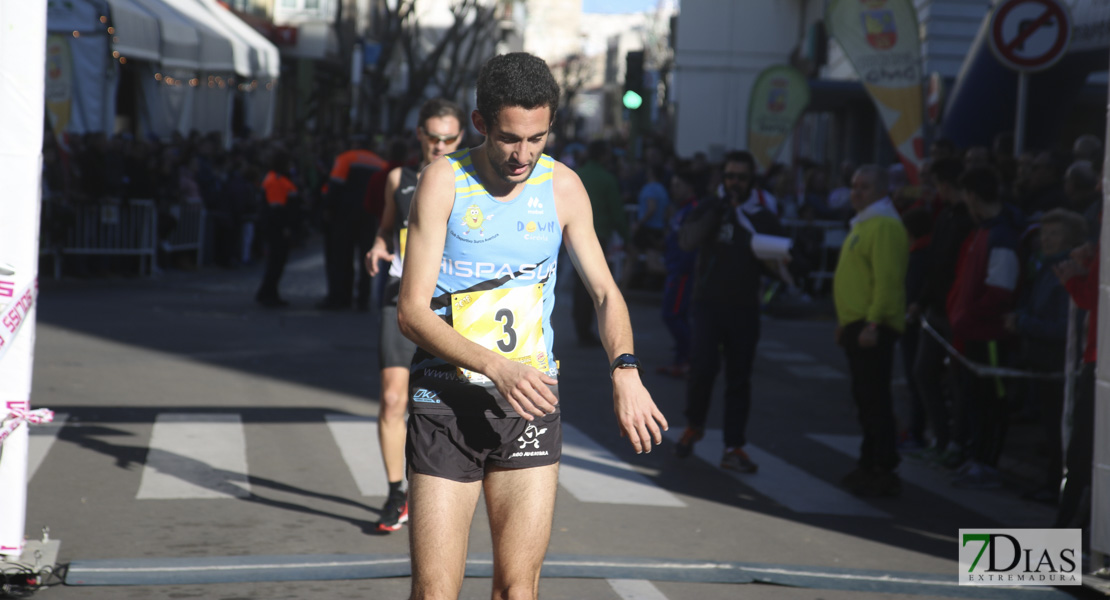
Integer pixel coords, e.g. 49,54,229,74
946,167,1022,489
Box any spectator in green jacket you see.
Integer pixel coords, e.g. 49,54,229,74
834,164,909,498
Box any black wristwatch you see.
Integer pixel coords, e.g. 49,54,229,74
609,353,642,378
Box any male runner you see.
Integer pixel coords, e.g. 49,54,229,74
364,98,465,532
397,52,668,600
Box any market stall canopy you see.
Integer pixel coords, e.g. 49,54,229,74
198,0,281,79
129,0,200,70
162,0,244,75
104,0,161,62
48,0,160,63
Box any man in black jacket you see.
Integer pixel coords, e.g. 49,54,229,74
908,157,972,467
673,150,783,472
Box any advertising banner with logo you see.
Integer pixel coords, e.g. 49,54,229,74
44,33,72,140
826,0,925,183
747,65,811,173
0,2,46,557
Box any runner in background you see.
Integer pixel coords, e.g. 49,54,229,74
363,98,465,532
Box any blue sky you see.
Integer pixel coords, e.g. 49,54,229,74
582,0,658,14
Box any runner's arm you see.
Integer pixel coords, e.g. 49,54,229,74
556,163,668,453
397,158,558,420
366,167,401,276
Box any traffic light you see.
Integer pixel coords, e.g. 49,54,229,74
623,51,644,111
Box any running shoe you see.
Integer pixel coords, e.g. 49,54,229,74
720,448,758,473
376,493,409,532
673,427,704,459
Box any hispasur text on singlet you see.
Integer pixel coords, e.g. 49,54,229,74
411,148,562,385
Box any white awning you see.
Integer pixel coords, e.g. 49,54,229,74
129,0,200,71
197,0,281,79
162,0,245,76
104,0,161,62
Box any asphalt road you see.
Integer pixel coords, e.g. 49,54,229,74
11,245,1099,600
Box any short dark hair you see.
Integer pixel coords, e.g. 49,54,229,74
932,157,963,186
1066,160,1098,192
959,167,999,204
476,53,560,126
418,97,465,130
723,150,756,173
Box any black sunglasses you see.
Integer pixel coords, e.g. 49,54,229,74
723,172,751,181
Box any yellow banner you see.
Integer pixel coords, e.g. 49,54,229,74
748,65,810,173
826,0,925,183
44,34,72,138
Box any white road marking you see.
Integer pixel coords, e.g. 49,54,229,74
559,424,685,507
666,429,888,518
607,578,669,600
325,414,389,497
136,414,250,499
27,413,67,483
808,433,1055,527
784,364,847,379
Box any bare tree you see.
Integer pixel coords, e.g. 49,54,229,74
364,0,502,135
364,0,417,134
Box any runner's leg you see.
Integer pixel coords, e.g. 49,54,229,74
379,366,409,482
484,464,559,600
408,473,482,600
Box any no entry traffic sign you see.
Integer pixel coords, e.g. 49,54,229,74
988,0,1072,72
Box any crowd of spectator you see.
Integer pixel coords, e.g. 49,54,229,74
566,131,1102,542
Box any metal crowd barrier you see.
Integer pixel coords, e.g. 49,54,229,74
162,202,206,266
43,200,158,279
780,218,849,293
41,199,208,279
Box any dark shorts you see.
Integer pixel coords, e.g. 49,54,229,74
406,411,562,483
405,374,562,483
379,304,418,370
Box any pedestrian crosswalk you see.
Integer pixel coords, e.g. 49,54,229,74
663,428,888,518
137,413,250,500
23,410,1048,525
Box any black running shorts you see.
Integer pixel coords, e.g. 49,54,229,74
407,411,562,483
405,374,561,482
379,304,418,370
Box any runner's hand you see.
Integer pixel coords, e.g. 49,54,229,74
486,358,559,421
612,369,668,454
364,239,394,276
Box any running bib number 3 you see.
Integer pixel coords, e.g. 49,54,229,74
451,283,549,383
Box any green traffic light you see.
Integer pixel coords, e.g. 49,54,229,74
622,90,643,110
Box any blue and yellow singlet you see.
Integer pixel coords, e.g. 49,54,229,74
411,148,562,385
